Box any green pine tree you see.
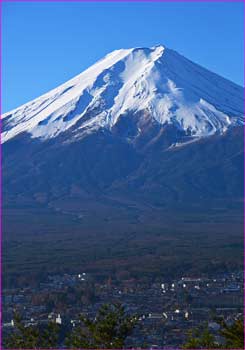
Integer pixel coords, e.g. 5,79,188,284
5,313,40,349
219,318,244,349
66,303,138,348
39,321,60,348
183,318,244,349
183,325,217,349
5,312,60,349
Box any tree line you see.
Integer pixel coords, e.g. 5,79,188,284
4,303,244,349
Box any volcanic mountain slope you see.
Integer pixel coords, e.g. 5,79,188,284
2,45,244,214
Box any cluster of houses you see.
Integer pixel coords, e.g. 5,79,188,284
3,270,243,347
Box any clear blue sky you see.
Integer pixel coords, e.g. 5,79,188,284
2,1,244,113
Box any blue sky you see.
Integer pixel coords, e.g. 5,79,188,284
2,1,244,113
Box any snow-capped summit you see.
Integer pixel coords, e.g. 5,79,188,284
2,45,244,144
3,46,244,213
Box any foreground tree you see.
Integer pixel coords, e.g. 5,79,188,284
220,318,244,349
183,317,244,349
66,303,138,348
5,312,60,349
183,325,217,349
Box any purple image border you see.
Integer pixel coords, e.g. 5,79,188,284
0,0,244,349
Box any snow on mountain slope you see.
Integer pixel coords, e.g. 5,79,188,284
2,45,244,144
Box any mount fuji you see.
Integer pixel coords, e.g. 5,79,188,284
2,45,244,219
2,45,243,143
